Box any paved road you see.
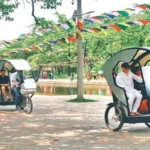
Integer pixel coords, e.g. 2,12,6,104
0,95,150,150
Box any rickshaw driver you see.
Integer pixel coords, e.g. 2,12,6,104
11,70,26,109
116,62,143,116
0,69,12,100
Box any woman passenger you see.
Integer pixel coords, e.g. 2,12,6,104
133,66,148,113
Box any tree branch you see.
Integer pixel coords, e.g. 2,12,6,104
31,0,40,25
26,0,30,4
22,0,26,8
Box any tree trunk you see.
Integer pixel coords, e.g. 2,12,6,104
77,0,84,98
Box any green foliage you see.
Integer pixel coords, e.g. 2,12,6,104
0,0,20,21
40,0,62,9
2,8,150,76
54,11,67,23
67,98,97,103
0,0,63,21
38,17,55,28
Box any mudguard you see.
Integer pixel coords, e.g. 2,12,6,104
107,102,126,117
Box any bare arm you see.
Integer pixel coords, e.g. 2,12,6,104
132,72,143,83
0,84,9,87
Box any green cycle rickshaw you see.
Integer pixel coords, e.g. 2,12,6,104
103,47,150,131
0,59,39,114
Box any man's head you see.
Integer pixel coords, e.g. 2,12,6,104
134,66,141,76
17,70,24,77
0,69,6,76
121,62,130,73
18,70,23,73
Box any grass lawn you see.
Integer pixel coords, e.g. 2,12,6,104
67,98,97,103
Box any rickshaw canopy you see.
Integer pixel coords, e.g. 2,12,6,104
8,60,31,71
0,59,31,73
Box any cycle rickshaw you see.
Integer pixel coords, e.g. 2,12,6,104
0,59,38,114
103,47,150,131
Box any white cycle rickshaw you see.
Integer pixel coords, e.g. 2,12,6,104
0,59,39,114
103,47,150,131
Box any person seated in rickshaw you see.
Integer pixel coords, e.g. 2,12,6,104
116,63,143,116
11,70,26,109
132,66,148,113
132,66,146,98
0,69,12,101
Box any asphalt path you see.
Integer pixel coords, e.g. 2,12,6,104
0,95,150,150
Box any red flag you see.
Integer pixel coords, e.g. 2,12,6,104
68,36,77,43
77,20,83,30
32,45,39,51
110,24,122,32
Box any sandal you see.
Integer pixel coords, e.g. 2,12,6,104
130,112,136,116
134,112,141,116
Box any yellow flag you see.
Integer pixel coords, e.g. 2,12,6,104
100,28,107,36
53,25,61,32
76,30,84,40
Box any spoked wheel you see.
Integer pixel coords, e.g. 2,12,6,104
145,123,150,128
105,104,124,132
20,95,33,114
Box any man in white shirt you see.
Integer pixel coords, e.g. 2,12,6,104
11,70,26,109
116,62,143,116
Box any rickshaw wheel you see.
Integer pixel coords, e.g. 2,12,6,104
20,95,33,114
105,104,124,132
145,123,150,128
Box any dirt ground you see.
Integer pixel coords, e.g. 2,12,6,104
0,95,150,150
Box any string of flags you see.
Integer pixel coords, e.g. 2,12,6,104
1,3,150,49
2,19,150,48
42,3,150,31
83,4,150,23
1,18,150,58
0,32,44,49
0,35,77,58
0,3,150,57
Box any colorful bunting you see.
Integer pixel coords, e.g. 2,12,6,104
126,22,136,25
68,35,77,43
76,30,83,39
59,19,76,30
1,3,150,50
84,19,95,24
116,23,130,30
105,12,119,19
31,45,41,51
110,24,122,32
60,22,70,30
50,40,57,44
24,48,32,52
77,20,83,30
125,8,135,11
90,16,105,22
137,20,150,25
137,5,148,10
145,4,150,9
2,41,10,47
117,10,130,17
1,2,150,57
85,28,101,33
57,38,69,44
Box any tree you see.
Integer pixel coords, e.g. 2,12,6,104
0,0,19,21
77,0,83,98
0,0,74,24
2,1,150,100
3,9,150,65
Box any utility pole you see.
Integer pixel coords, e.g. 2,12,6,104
77,0,83,98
